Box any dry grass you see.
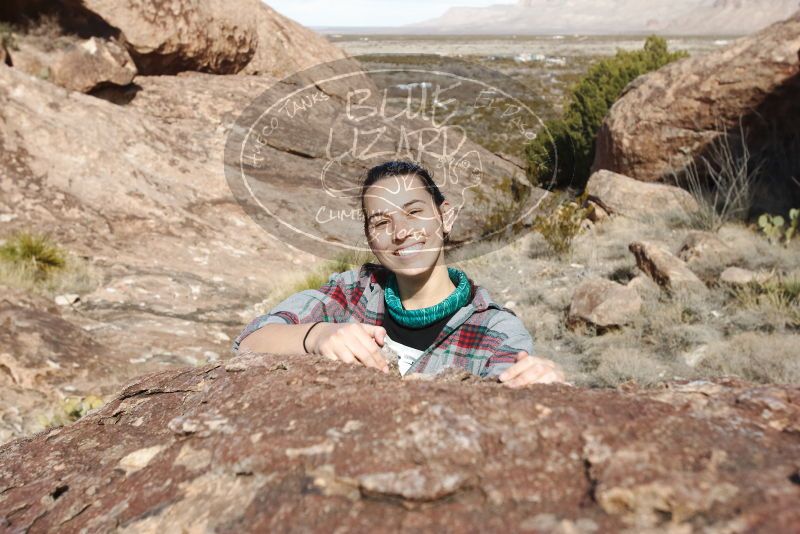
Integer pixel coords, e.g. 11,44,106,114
725,271,800,329
670,121,761,231
286,247,378,296
0,231,99,296
696,332,800,385
455,207,800,388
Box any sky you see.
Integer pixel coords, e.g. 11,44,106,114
266,0,513,28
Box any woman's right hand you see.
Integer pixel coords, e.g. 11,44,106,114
306,322,389,373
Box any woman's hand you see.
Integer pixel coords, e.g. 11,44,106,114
306,322,389,373
498,352,568,388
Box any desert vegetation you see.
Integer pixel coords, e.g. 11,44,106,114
524,36,688,190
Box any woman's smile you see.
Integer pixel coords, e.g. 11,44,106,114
394,241,426,257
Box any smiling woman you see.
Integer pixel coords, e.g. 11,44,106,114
234,160,566,387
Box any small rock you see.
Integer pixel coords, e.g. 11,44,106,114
677,231,739,280
54,294,80,306
568,278,642,331
719,266,773,286
682,345,708,367
585,199,609,223
629,241,708,294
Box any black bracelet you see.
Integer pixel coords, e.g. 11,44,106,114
302,321,323,354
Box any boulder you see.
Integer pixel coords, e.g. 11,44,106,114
0,353,798,531
76,0,259,75
593,13,800,214
1,1,352,77
9,35,136,92
626,274,660,297
585,170,699,221
676,230,740,281
567,277,642,331
238,3,353,77
629,241,709,294
719,266,774,286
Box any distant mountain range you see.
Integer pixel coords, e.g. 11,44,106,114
410,0,800,35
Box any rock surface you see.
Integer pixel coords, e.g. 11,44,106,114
0,352,798,531
593,13,800,213
9,35,137,93
719,266,773,286
1,0,352,78
0,286,130,444
676,230,740,282
629,241,709,294
567,278,642,331
585,170,699,221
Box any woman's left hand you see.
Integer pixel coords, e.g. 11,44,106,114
498,351,567,388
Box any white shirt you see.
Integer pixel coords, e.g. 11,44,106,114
383,336,425,376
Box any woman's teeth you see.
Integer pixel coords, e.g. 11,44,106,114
395,243,425,256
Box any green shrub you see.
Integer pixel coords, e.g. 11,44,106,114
531,191,593,256
758,208,799,246
0,231,66,280
38,395,105,429
525,36,687,190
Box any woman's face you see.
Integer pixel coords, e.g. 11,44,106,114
364,174,453,276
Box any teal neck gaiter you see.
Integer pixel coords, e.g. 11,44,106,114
384,267,470,328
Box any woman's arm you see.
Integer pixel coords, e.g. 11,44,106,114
237,321,389,372
232,270,354,356
237,322,321,355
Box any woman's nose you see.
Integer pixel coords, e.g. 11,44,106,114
391,214,413,242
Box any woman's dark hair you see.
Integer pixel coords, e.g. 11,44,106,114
360,160,448,241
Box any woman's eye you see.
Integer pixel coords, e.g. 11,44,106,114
375,221,388,228
408,209,422,216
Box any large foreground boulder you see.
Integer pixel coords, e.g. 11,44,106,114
0,352,798,531
593,12,800,213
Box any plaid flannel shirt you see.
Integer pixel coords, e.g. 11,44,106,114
232,263,534,378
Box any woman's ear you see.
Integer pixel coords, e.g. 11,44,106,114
439,200,456,235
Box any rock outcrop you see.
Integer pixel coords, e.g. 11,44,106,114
593,13,800,214
585,170,699,221
0,287,130,444
0,0,352,78
1,352,798,531
9,35,136,93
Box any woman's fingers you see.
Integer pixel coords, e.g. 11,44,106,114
498,351,533,382
362,324,387,347
500,353,566,388
332,323,387,372
348,324,389,372
347,331,388,372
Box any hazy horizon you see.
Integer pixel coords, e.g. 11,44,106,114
266,0,511,28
